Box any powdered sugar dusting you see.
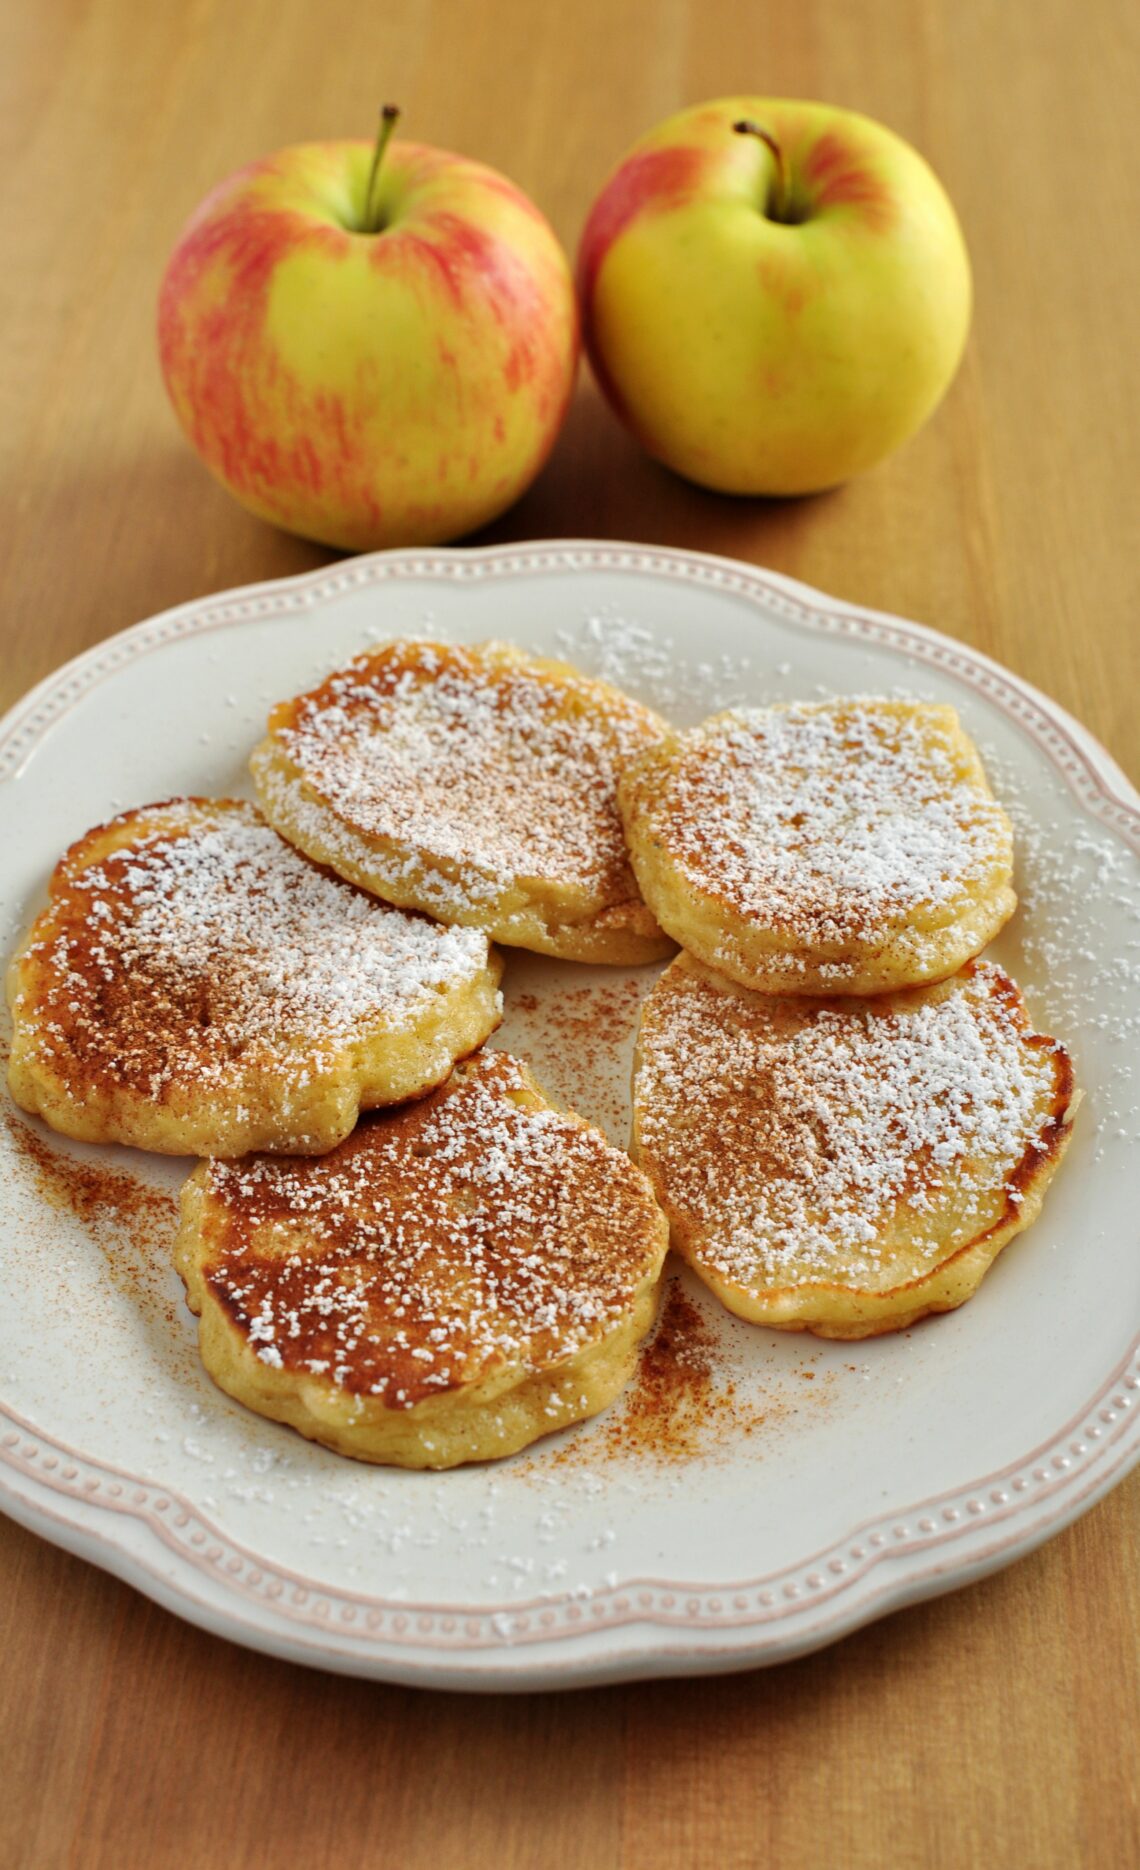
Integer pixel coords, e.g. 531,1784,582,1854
990,762,1140,1163
269,640,663,908
639,701,1012,944
201,1052,664,1405
253,753,503,918
635,960,1069,1287
555,610,760,717
14,799,492,1101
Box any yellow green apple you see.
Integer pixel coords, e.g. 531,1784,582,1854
158,111,579,550
578,98,972,494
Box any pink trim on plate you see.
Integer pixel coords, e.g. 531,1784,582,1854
2,1339,1138,1656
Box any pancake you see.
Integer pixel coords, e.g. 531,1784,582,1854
6,798,502,1158
631,954,1078,1338
174,1049,670,1467
250,638,674,964
618,699,1016,995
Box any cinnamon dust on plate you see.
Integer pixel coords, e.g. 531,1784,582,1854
608,1276,757,1461
4,1112,181,1329
524,1274,811,1472
500,974,647,1140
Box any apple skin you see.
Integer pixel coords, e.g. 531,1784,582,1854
158,140,579,550
578,98,972,495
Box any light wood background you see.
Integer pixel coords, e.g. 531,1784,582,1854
2,1,1138,1865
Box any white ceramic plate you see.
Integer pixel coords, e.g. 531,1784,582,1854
2,541,1138,1692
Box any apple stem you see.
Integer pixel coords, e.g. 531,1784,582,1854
361,103,401,233
733,119,792,223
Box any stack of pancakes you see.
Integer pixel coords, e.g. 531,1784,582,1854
5,640,1078,1466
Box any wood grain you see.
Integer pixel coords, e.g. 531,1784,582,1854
2,1,1138,1865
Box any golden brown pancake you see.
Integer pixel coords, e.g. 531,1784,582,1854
632,954,1077,1338
174,1050,670,1467
619,699,1016,994
6,798,502,1157
251,638,673,963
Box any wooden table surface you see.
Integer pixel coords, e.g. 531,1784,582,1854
3,1,1138,1864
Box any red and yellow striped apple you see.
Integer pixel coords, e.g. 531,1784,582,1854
578,98,971,495
158,112,579,550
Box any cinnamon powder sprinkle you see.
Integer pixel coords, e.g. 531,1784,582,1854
538,1277,773,1468
500,976,647,1139
196,1050,666,1406
12,798,491,1107
5,1113,180,1324
647,701,1012,945
542,980,646,1051
608,1279,741,1461
266,639,663,912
